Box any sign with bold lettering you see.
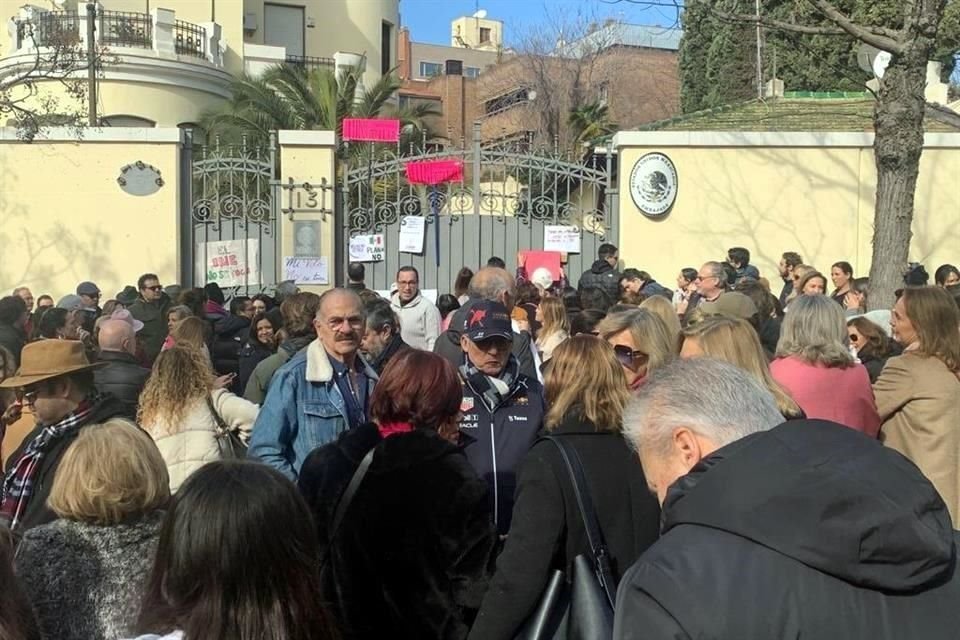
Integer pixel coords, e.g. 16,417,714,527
348,234,386,262
200,239,260,287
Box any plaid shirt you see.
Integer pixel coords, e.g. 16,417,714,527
0,395,101,530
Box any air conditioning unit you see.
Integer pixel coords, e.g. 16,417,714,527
243,12,258,32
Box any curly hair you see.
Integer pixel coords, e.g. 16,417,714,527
138,347,213,436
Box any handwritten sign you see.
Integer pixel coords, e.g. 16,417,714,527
398,216,426,254
283,256,329,285
200,239,260,287
543,225,581,254
349,234,385,262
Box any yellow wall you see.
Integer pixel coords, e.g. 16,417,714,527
278,131,337,294
615,133,960,284
0,129,181,298
243,0,399,87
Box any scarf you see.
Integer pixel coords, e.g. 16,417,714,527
0,394,104,530
460,355,520,413
378,421,415,438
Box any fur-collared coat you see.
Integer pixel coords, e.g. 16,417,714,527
15,512,164,640
298,422,498,640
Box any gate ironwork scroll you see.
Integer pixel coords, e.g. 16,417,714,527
340,123,616,294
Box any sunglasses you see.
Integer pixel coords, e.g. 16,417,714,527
848,334,859,343
613,344,648,369
15,388,40,404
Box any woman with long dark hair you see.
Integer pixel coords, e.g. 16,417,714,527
132,460,339,640
237,312,279,394
298,349,497,640
830,261,854,305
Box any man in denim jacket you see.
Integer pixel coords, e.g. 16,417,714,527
248,289,378,481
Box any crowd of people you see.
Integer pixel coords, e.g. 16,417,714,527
0,245,960,639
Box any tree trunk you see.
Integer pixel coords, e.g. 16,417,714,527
867,47,931,311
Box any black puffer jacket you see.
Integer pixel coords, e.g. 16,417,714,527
211,315,250,378
577,260,621,303
614,419,960,639
93,351,151,421
237,339,274,395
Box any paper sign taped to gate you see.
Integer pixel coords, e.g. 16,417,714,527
283,256,329,284
543,225,581,254
349,234,386,262
199,239,260,288
398,216,426,254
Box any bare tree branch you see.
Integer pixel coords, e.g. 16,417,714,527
807,0,904,49
925,102,960,129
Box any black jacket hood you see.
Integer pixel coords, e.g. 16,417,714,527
590,259,614,275
662,419,955,594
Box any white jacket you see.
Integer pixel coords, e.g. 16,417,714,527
390,291,441,351
143,388,258,492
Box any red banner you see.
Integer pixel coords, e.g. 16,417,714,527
404,160,464,185
342,118,400,142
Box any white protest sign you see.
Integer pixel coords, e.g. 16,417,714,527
398,216,426,254
543,225,581,254
283,256,329,284
199,239,260,287
348,234,386,262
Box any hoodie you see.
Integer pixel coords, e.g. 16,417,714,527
614,419,960,640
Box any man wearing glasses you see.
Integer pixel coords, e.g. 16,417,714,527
680,261,728,325
249,288,378,481
76,281,103,319
128,273,171,365
0,341,124,532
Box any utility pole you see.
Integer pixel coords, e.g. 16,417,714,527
86,2,97,126
755,0,763,99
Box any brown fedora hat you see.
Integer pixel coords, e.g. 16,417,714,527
0,340,107,389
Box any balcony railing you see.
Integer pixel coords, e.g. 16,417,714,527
15,11,80,49
285,54,336,71
99,10,153,49
175,19,207,58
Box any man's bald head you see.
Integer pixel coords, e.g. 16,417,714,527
468,267,516,311
98,319,136,355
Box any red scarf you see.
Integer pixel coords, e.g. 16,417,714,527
378,422,415,439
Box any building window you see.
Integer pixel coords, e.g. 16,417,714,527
264,3,304,57
484,87,530,116
381,21,393,75
419,61,442,77
465,66,481,78
479,27,491,43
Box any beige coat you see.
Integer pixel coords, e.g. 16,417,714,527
875,353,960,527
536,330,568,362
143,388,258,492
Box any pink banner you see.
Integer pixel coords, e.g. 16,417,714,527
404,160,464,185
342,118,400,142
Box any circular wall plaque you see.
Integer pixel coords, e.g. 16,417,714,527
628,152,678,218
117,161,164,196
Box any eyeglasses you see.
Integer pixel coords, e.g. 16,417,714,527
848,334,859,343
612,344,648,368
16,388,40,405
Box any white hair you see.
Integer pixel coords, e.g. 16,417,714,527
623,358,783,457
530,267,553,290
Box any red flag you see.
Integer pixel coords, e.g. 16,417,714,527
404,160,464,185
342,118,400,142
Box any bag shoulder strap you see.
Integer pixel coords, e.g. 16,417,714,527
542,434,617,607
205,393,229,433
330,447,376,539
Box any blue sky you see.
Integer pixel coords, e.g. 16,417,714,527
400,0,680,46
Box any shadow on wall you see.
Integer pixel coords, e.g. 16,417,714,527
0,143,120,295
908,151,960,267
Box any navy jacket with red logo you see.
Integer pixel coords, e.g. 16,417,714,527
458,372,545,535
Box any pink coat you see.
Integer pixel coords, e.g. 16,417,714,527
771,356,881,437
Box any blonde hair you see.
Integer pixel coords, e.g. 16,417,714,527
786,264,815,305
776,294,853,368
901,287,960,372
683,316,801,417
48,419,170,525
597,309,677,375
639,295,681,346
538,297,569,341
545,336,629,431
138,346,214,434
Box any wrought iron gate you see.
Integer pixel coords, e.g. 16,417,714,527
181,133,280,296
341,124,617,293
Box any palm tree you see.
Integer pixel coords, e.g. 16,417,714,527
568,101,618,146
200,64,439,155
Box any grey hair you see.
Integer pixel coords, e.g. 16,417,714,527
364,299,399,335
167,305,193,321
776,294,853,368
623,358,783,458
468,268,516,301
701,261,726,281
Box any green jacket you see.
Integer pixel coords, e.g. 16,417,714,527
128,294,171,364
243,335,314,404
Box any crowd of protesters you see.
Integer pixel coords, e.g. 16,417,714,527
0,245,959,640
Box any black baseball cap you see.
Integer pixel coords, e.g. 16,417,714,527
462,300,513,342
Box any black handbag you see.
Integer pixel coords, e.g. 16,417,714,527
206,395,247,459
515,436,616,640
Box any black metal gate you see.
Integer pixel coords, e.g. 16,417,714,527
340,123,616,294
181,132,280,296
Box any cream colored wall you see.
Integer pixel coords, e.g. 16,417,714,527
451,16,503,49
243,0,399,87
278,130,337,294
0,128,181,299
616,134,960,284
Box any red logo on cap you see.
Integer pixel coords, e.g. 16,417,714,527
468,309,487,327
